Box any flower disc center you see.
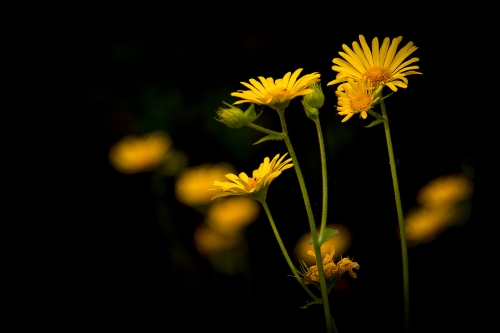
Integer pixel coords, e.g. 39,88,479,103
268,88,290,100
364,66,390,86
248,177,260,189
350,93,371,112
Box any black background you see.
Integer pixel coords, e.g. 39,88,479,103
72,7,481,333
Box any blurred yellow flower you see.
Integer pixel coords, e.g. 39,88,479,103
231,68,321,111
211,153,293,201
302,245,359,285
175,163,236,207
207,197,260,235
405,208,456,246
336,78,382,122
294,224,351,265
416,173,474,209
109,131,172,174
405,173,474,246
194,224,241,256
328,35,421,92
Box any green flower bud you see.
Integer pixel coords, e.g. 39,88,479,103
215,102,258,128
302,83,324,121
303,83,325,109
242,103,258,123
304,82,325,109
302,101,319,120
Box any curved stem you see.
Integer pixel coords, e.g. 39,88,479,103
245,122,282,136
277,109,334,333
259,200,320,302
314,118,329,241
380,99,409,333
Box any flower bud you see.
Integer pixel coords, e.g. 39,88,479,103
302,83,324,120
302,101,319,120
242,103,258,123
215,102,258,128
303,82,325,109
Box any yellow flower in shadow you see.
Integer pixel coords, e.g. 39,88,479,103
336,78,383,122
405,173,474,247
193,224,242,256
211,153,293,201
109,131,172,174
175,162,236,207
231,68,321,111
294,224,351,266
328,35,421,92
206,197,260,235
301,245,359,285
194,223,250,274
405,208,456,246
416,173,474,209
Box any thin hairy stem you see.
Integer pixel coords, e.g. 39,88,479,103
314,117,329,241
260,200,321,302
277,109,334,333
380,98,409,333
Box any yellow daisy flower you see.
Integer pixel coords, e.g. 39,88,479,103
231,68,321,111
336,78,383,122
327,35,421,92
211,153,293,201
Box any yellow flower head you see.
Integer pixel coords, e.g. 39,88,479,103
404,208,456,246
294,224,351,266
417,173,474,209
109,131,172,174
211,153,293,201
302,245,359,285
194,224,242,256
405,173,474,247
327,35,421,92
206,197,260,235
175,162,236,207
231,69,321,111
336,78,383,122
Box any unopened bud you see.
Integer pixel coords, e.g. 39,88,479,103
215,102,258,128
303,83,325,109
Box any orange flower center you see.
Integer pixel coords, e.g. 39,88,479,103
350,93,371,112
248,177,260,189
267,88,290,100
364,66,391,86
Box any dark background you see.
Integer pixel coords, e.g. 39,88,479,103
74,7,480,333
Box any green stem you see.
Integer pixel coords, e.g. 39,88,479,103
259,200,321,302
245,122,282,136
277,109,334,333
332,316,339,333
314,118,329,241
380,99,409,333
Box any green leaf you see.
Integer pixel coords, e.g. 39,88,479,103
253,132,284,145
381,93,394,101
309,228,339,245
365,118,385,128
318,228,339,246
